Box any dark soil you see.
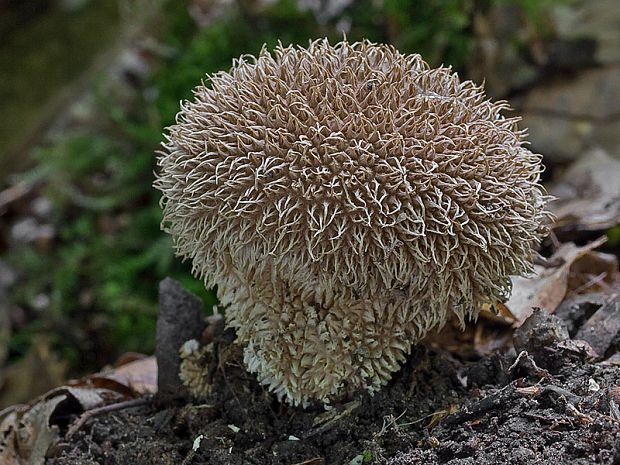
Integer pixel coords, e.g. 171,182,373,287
46,303,620,465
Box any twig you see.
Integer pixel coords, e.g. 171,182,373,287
289,458,325,465
66,397,150,439
441,382,515,426
567,272,610,298
304,400,360,439
508,350,552,379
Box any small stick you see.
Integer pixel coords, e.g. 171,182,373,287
66,397,150,439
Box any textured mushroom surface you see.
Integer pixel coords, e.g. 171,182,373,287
155,39,551,406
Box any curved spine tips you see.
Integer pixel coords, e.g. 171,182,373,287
155,38,552,406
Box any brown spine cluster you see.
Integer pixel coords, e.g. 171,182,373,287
156,39,551,406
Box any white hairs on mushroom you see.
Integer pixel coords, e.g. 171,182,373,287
155,38,552,406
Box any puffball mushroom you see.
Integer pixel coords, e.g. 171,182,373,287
155,38,551,406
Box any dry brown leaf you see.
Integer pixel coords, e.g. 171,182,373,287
67,355,157,396
556,339,599,360
427,310,514,357
515,386,541,396
425,319,478,356
15,395,66,465
600,353,620,366
0,354,156,464
0,394,66,465
70,376,137,397
0,385,117,465
0,383,124,465
479,301,517,325
567,251,620,296
0,337,68,409
112,352,149,368
0,407,19,465
101,356,157,395
506,237,607,326
574,290,620,359
551,148,620,231
56,386,109,411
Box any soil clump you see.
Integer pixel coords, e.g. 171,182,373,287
48,301,620,465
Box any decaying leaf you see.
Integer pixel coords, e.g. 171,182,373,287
506,237,607,326
567,251,620,296
99,356,157,395
0,407,19,465
426,404,460,429
0,353,156,464
65,355,156,397
551,148,620,232
0,385,119,465
556,339,599,360
574,290,620,359
0,394,67,465
15,394,66,465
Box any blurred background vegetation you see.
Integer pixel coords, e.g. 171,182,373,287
0,0,577,405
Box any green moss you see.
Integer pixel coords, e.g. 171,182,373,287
7,131,217,371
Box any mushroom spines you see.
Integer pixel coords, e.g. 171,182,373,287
156,38,551,406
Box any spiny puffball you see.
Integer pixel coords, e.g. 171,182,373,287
155,38,551,406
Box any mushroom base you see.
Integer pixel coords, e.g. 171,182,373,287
219,266,482,407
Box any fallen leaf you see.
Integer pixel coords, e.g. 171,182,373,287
0,394,68,465
515,386,541,396
556,339,599,360
70,376,137,397
67,355,157,396
600,353,620,366
479,302,517,325
53,386,109,411
0,407,19,465
550,148,620,231
574,290,620,359
425,320,478,356
506,237,607,326
426,404,459,429
0,353,156,464
100,356,157,395
113,352,149,367
15,394,66,465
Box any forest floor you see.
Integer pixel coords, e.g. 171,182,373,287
46,299,620,465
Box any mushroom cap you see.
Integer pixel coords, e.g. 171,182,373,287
155,39,551,406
